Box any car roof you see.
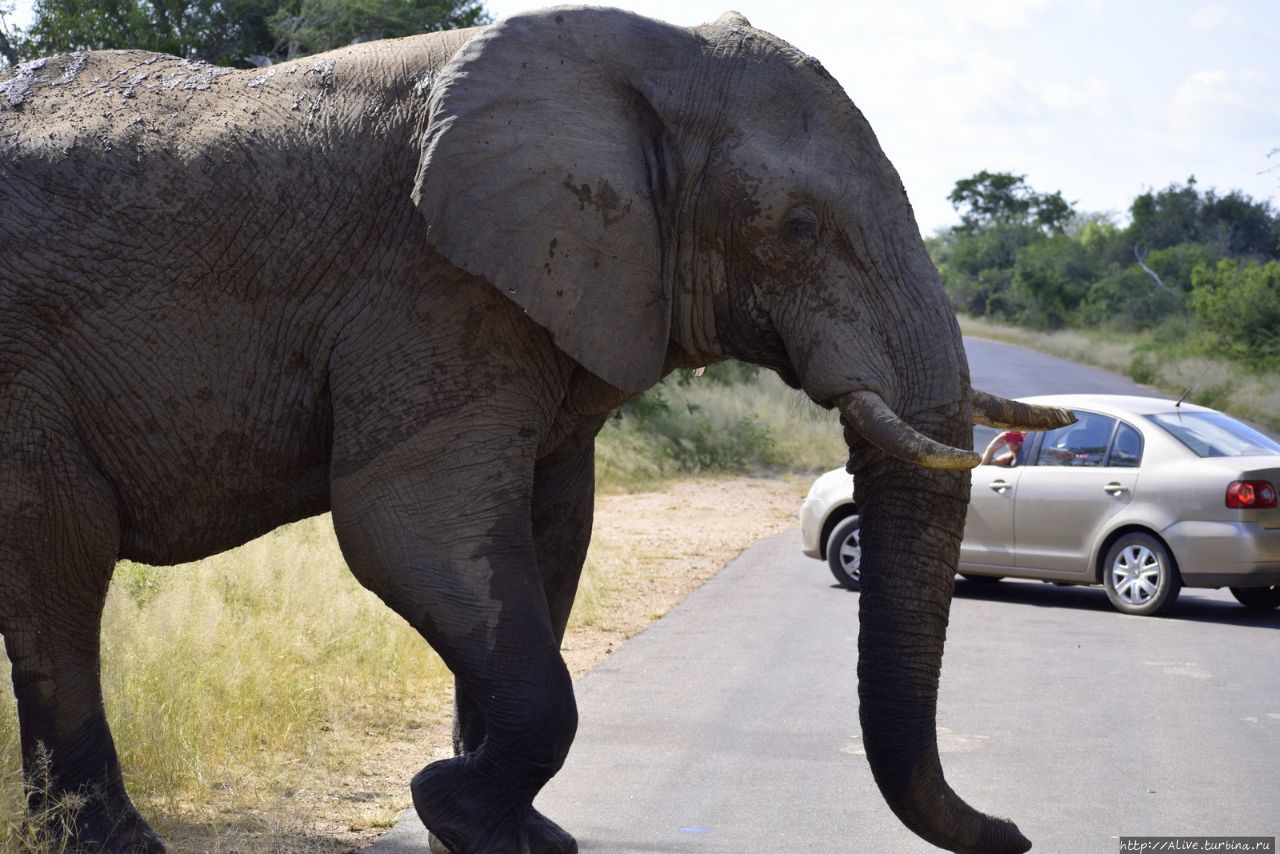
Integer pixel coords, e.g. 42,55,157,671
1014,393,1215,419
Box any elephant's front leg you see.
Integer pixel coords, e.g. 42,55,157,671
443,441,597,854
330,433,579,854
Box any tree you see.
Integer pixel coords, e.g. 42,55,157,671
947,170,1074,235
271,0,487,59
1191,260,1280,366
1010,236,1093,328
1128,177,1201,251
14,0,488,67
1128,177,1280,260
0,1,20,67
1199,190,1280,259
929,221,1043,319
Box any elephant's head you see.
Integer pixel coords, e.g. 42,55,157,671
412,7,1070,851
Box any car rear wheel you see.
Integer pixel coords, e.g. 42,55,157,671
825,515,861,590
1103,532,1181,616
1228,586,1280,610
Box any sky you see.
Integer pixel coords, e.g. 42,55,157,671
6,0,1278,234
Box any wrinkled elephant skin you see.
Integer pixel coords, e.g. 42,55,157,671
0,7,1052,853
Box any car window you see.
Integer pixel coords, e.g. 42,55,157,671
1147,411,1280,457
1034,411,1117,467
1108,423,1142,467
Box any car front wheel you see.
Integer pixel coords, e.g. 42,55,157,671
825,515,861,590
1103,532,1181,616
1229,586,1280,610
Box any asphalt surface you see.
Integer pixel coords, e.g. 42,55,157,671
371,338,1280,853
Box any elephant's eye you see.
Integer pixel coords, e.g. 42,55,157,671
784,205,820,243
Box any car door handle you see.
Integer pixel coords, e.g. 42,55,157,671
1103,482,1128,496
988,479,1010,493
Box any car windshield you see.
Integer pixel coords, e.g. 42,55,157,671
1146,411,1280,457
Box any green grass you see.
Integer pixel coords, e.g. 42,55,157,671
959,315,1280,434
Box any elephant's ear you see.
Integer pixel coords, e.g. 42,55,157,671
413,9,686,394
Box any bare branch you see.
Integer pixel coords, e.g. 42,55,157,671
1132,244,1176,293
1262,147,1280,178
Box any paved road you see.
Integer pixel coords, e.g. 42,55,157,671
372,338,1280,853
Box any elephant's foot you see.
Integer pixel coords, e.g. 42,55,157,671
413,757,576,854
525,809,577,854
427,808,576,854
32,792,166,854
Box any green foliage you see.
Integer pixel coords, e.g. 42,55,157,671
935,169,1280,372
10,0,488,67
1128,354,1156,385
615,361,762,424
1130,177,1279,259
270,0,488,59
948,170,1075,235
929,222,1043,318
645,407,775,473
597,363,842,492
1191,260,1280,367
1130,178,1202,251
1010,235,1092,328
615,364,776,475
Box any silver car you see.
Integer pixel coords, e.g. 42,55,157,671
799,394,1280,615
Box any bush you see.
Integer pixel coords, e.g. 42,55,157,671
1010,235,1093,328
1191,260,1280,368
597,364,843,492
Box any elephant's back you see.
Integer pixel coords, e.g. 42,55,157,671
0,49,326,186
0,30,481,226
0,27,483,160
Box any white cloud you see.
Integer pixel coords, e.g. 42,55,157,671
1170,68,1272,135
1038,77,1115,120
1189,4,1234,31
922,53,1042,124
941,0,1052,32
835,4,928,33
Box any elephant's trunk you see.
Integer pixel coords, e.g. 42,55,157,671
846,412,1031,854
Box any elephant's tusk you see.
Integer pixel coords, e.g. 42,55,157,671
971,389,1077,430
838,390,980,470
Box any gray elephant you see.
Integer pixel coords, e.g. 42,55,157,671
0,7,1071,853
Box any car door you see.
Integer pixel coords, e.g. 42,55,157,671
961,425,1019,569
1013,411,1142,576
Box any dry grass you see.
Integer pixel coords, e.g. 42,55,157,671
1,478,805,853
2,515,453,852
959,315,1280,433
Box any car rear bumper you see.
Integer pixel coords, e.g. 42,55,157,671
1164,520,1280,587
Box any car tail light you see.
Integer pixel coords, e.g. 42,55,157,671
1226,480,1278,509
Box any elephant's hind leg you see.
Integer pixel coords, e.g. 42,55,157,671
331,439,579,854
0,439,165,853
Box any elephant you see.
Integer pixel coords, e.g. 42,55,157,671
0,7,1074,853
